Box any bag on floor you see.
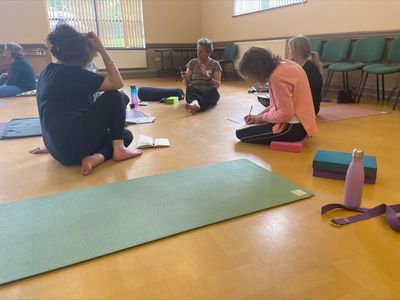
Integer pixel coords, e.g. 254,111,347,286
337,90,354,103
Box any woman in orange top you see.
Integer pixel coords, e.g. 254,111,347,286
236,47,317,144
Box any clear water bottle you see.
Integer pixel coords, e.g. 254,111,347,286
130,85,139,110
343,149,365,208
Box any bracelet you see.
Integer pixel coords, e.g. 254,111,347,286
105,60,114,66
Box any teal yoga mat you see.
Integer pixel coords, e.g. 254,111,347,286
0,159,313,285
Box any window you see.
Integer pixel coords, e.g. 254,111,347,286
234,0,306,16
46,0,146,49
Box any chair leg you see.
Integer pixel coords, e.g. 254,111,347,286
393,88,400,110
232,62,237,80
354,70,363,100
356,72,368,103
381,74,385,102
376,75,380,103
322,70,333,98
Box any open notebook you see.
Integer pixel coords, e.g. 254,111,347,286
126,110,155,124
137,135,170,149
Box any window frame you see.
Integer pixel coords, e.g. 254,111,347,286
233,0,307,17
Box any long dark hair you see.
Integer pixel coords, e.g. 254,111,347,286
46,23,95,67
239,47,281,83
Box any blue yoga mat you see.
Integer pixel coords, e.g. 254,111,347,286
0,117,42,139
0,159,313,285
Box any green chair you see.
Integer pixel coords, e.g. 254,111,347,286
325,37,386,103
320,39,351,97
217,43,238,80
310,39,322,55
356,38,400,105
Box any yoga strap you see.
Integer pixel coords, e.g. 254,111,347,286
321,203,400,232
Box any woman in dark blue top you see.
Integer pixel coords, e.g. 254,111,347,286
288,35,323,115
0,42,36,97
36,24,142,175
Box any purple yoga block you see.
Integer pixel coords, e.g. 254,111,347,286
270,140,304,153
313,168,376,184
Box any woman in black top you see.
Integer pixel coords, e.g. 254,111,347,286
36,24,142,175
0,42,36,97
288,35,323,115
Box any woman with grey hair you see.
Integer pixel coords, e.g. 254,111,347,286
0,42,36,97
181,38,222,114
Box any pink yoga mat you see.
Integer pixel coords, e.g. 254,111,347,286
318,104,387,122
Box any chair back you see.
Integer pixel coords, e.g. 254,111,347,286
321,39,351,62
223,43,238,60
387,37,400,63
310,39,322,54
350,37,385,63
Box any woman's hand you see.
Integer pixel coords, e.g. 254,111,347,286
87,32,105,53
0,73,8,79
199,64,211,79
244,114,257,125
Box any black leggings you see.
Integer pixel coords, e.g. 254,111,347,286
236,123,307,145
50,90,133,165
186,86,220,111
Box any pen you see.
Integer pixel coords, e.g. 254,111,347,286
248,105,253,116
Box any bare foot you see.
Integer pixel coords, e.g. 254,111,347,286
113,148,142,162
29,146,48,154
185,103,200,114
81,153,105,176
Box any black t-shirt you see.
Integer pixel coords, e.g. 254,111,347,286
5,57,36,91
303,60,322,114
36,63,104,162
37,63,104,125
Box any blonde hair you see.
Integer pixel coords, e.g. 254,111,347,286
288,35,321,72
5,42,24,59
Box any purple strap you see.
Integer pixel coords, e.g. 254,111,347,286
321,203,400,232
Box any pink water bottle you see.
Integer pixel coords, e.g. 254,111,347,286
343,149,365,208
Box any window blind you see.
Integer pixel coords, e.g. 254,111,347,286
47,0,145,49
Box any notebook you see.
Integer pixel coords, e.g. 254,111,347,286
126,110,155,124
137,135,170,149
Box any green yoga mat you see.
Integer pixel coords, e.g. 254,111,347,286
0,159,313,285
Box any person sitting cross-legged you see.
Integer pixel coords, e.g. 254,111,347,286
181,38,222,114
36,23,142,175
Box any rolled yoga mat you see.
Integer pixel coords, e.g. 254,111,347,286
0,159,313,285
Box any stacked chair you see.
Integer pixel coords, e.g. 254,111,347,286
320,39,351,98
217,43,238,80
355,37,400,107
324,37,386,102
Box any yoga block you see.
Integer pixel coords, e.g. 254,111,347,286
166,96,179,105
312,168,376,184
312,149,377,178
270,140,304,153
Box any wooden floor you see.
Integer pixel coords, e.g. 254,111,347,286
1,77,400,299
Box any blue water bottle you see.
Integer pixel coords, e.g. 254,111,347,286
130,85,139,110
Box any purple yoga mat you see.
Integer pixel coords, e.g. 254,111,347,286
313,168,376,184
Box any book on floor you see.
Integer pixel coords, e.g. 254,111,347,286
126,110,155,124
137,135,170,149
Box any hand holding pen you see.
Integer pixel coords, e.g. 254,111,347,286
244,105,256,124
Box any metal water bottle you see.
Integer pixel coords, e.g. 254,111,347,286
343,149,365,208
130,85,139,110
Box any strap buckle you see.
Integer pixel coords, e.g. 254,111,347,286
329,219,341,227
